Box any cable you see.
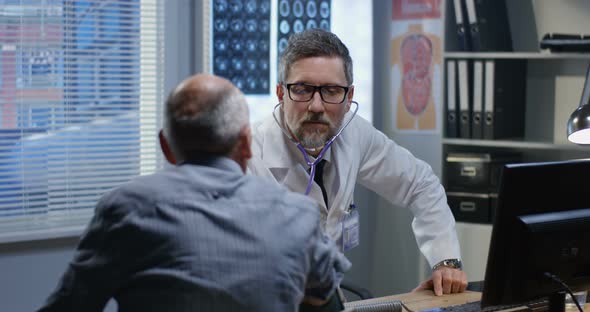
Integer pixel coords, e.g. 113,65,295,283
346,300,413,312
543,272,584,312
400,301,415,312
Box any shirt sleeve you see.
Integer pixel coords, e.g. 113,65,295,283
355,118,461,267
38,193,132,312
304,224,352,300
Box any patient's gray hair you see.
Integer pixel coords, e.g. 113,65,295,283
164,75,249,158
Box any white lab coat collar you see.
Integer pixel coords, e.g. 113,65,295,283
253,115,332,212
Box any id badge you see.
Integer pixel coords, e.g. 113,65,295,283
342,204,360,252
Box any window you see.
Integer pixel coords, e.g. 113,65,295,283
0,0,164,242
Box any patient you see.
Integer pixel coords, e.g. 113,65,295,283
38,74,350,312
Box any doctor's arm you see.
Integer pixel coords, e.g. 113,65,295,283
355,121,466,294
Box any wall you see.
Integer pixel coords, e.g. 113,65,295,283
0,1,193,311
365,0,433,297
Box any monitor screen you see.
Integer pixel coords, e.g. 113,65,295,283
481,159,590,309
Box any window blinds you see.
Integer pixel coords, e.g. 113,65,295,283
0,0,164,242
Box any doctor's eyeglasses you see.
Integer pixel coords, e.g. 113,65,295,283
285,83,349,104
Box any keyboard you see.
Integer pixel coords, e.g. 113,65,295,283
421,300,535,312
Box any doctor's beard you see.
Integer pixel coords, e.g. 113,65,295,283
289,113,340,151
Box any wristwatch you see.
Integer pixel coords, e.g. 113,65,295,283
432,259,463,271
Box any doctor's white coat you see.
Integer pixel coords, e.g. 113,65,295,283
247,112,460,267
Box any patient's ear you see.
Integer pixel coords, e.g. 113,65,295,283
230,126,252,172
240,126,252,160
159,130,177,165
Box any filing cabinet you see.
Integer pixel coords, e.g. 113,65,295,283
447,191,498,224
444,152,516,224
445,152,520,192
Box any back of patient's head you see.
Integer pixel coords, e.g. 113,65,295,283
164,74,249,160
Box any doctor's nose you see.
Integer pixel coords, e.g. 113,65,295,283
307,92,326,113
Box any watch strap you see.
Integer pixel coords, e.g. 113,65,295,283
432,258,463,271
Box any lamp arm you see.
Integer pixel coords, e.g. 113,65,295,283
580,61,590,107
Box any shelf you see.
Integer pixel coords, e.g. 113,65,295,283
444,51,590,60
442,138,590,151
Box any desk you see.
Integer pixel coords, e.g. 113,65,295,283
343,290,590,311
343,290,481,311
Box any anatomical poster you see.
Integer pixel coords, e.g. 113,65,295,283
391,0,442,132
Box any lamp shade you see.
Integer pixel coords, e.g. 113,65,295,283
567,62,590,144
567,104,590,144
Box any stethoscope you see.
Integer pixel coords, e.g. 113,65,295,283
272,100,359,195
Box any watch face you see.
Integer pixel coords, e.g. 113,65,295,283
445,259,462,269
434,259,462,270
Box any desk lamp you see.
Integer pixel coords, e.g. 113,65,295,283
567,62,590,144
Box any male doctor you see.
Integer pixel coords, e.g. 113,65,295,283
247,29,467,296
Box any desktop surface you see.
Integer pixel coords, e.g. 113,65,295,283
344,290,590,312
343,290,481,311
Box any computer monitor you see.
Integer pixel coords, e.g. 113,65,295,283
481,159,590,311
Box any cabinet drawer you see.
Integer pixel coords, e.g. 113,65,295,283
445,153,519,192
447,192,497,224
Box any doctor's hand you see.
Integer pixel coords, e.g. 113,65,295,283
412,267,467,296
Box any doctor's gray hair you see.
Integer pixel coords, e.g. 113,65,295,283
278,28,353,85
164,78,249,157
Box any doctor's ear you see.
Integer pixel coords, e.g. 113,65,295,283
276,83,284,101
345,86,355,111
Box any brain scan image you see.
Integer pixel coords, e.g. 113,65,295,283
211,0,328,95
293,1,304,18
277,0,331,68
215,0,227,13
259,0,270,14
280,20,290,34
245,0,256,14
320,1,330,18
306,1,317,18
293,20,304,33
279,0,290,17
212,0,271,94
259,20,270,32
214,38,228,52
229,0,242,14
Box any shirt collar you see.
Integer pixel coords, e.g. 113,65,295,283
179,154,243,174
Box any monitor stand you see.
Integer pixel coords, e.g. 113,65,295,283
547,291,566,312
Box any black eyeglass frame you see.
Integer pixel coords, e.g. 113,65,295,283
284,83,350,104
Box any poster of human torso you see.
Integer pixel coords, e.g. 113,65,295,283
391,0,442,133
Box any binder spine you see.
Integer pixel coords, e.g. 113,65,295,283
453,0,470,51
464,0,480,51
472,60,484,139
458,60,471,139
446,60,458,138
483,60,495,139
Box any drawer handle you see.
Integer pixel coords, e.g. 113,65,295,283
460,202,476,212
461,166,477,177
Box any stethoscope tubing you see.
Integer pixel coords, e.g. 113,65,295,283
272,101,359,195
